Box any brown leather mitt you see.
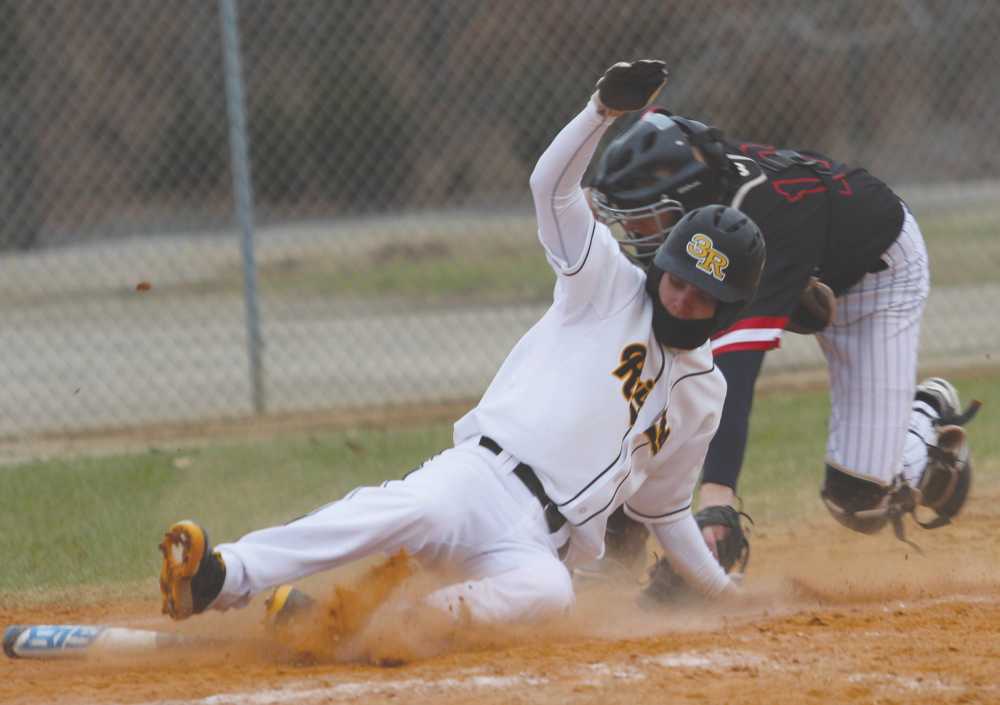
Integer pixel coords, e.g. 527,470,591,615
786,276,835,334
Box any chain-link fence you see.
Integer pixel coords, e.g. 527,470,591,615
1,0,997,438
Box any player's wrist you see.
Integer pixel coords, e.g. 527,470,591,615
591,92,624,120
698,482,737,509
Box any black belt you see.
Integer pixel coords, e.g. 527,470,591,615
478,436,567,534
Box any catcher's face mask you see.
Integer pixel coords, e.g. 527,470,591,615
592,191,686,266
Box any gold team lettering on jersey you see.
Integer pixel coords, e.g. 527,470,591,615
685,233,729,281
642,412,671,455
612,343,653,425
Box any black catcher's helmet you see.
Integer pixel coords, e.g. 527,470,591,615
591,109,730,265
649,205,766,343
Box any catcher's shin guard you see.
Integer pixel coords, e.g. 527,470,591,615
821,467,926,550
820,465,893,535
822,378,981,546
913,377,981,528
917,426,971,525
159,520,226,620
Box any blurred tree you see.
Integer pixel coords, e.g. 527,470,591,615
0,0,42,249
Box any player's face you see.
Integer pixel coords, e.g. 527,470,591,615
624,211,681,239
658,273,718,320
619,146,706,241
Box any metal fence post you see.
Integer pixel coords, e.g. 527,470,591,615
218,0,265,415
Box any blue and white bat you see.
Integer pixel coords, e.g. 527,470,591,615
3,624,191,659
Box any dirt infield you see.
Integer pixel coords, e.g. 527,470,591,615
4,487,999,705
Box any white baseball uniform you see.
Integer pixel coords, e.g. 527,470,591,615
210,99,730,623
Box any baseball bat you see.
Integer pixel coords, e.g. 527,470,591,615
4,624,193,659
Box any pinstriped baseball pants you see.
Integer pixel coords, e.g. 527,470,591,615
817,207,932,486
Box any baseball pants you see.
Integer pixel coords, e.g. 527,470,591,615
211,439,574,623
818,206,933,486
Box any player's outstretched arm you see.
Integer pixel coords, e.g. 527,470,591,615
697,349,765,556
648,513,739,599
530,60,668,269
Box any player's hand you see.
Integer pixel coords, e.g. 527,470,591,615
698,482,737,560
594,59,669,116
701,524,728,561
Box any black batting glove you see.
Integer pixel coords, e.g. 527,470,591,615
596,60,669,112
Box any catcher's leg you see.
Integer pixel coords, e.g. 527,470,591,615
910,377,979,527
820,464,894,534
821,378,980,534
816,206,929,534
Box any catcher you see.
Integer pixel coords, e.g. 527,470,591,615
587,80,980,602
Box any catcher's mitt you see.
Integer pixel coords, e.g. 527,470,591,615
639,505,752,606
596,59,669,112
786,276,835,335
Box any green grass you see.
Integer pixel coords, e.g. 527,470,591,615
0,426,452,594
918,207,1000,287
249,210,999,301
14,208,995,311
124,227,558,309
259,237,556,305
1,370,996,595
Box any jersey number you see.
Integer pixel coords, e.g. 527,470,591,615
740,143,853,204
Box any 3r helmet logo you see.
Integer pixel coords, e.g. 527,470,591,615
685,233,729,281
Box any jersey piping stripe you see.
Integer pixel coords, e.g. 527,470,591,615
726,155,768,209
572,355,714,527
556,340,669,510
669,360,717,391
562,220,597,277
546,118,607,270
625,502,691,521
577,399,674,526
576,467,635,526
576,391,669,527
609,362,715,522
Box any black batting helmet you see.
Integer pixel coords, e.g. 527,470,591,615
651,205,766,337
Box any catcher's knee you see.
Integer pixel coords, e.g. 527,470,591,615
820,464,892,534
